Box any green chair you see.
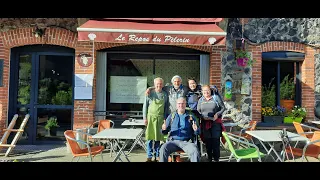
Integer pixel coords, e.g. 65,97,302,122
222,131,265,162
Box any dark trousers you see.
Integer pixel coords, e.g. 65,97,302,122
204,138,220,162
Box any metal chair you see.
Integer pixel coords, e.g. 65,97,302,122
64,130,104,162
283,131,320,162
88,120,115,157
292,122,320,147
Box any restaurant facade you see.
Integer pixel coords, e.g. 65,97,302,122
0,18,319,144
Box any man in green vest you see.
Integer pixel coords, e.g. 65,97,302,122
143,77,169,162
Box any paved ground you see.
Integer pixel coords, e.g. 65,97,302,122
0,142,318,162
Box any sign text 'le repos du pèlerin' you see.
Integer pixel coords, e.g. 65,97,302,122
115,33,190,43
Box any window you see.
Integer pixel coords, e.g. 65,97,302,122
106,53,200,112
262,51,304,108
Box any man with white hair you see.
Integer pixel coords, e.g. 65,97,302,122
143,77,169,162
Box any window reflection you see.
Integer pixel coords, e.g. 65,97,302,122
17,55,32,105
36,108,72,140
38,55,73,105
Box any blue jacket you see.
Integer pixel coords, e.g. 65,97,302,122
186,85,202,110
162,111,200,141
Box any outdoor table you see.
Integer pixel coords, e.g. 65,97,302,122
121,119,147,154
246,130,309,162
92,128,144,162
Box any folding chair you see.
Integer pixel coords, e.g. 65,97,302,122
0,114,29,157
64,130,104,162
222,131,265,162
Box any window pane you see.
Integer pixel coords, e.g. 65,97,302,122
17,55,32,105
36,108,72,140
155,59,200,86
38,55,73,105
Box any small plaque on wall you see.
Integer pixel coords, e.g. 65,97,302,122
77,53,93,67
0,59,3,87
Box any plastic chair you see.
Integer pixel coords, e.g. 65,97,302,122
88,120,115,157
0,114,29,157
222,131,265,162
283,131,320,162
64,130,104,162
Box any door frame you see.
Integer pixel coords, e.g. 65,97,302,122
9,45,75,144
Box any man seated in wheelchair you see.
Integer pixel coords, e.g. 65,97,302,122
159,97,200,162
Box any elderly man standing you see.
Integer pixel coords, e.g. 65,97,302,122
147,75,189,114
143,77,169,162
159,97,200,162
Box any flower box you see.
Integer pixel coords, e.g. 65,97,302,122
283,117,303,124
263,116,283,124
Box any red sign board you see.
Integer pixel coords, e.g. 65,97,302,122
78,32,226,46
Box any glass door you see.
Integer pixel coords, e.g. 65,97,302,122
34,53,74,144
9,50,74,144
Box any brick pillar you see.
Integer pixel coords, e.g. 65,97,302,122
301,46,316,120
249,45,262,121
73,41,96,129
210,46,226,91
0,35,9,133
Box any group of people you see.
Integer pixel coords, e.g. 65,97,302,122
142,75,226,162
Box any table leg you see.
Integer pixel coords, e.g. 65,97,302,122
112,139,131,162
256,139,276,162
267,142,284,162
127,129,146,154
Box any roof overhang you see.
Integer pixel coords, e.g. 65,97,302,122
77,19,227,46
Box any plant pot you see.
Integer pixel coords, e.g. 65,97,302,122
283,117,303,124
263,116,284,124
237,57,248,67
280,99,295,112
48,128,57,136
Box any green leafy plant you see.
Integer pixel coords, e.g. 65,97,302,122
44,116,59,131
262,78,276,107
280,74,295,100
287,105,307,119
235,49,256,67
52,88,72,105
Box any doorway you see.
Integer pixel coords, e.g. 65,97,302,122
9,45,74,144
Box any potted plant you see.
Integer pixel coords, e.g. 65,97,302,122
280,74,295,111
262,106,286,125
45,116,59,136
284,105,307,124
235,49,255,67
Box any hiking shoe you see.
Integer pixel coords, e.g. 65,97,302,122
153,157,160,162
146,158,152,162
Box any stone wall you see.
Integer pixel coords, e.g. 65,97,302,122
0,18,78,32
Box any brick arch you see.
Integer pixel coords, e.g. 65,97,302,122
1,27,77,49
260,41,305,53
